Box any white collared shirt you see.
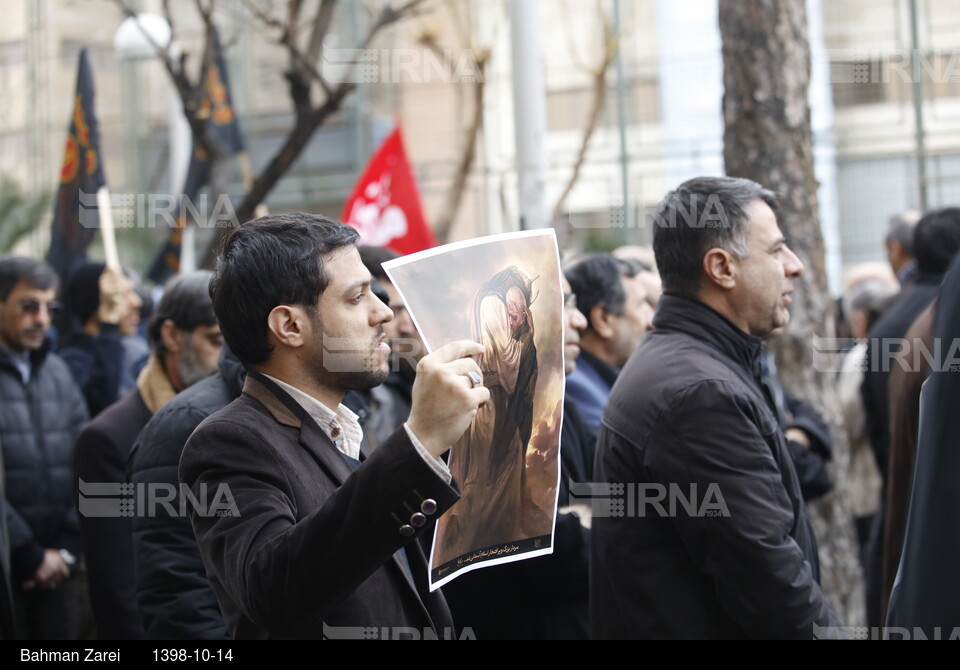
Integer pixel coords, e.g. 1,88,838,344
261,374,451,483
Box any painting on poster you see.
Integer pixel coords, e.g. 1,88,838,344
383,229,565,590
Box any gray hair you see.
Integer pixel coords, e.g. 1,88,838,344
844,278,898,331
885,210,921,255
652,176,777,297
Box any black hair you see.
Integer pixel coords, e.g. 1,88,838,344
0,255,59,300
913,207,960,276
148,271,217,357
65,262,106,325
564,254,640,331
652,176,777,297
209,212,360,367
358,245,400,282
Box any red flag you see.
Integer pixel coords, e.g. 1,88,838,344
341,125,437,254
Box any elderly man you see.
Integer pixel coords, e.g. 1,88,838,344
179,213,488,639
0,256,88,639
74,271,221,639
591,176,842,639
564,254,654,434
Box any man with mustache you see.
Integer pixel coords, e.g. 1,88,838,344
591,177,842,639
0,256,88,639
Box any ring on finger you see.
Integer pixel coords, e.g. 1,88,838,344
466,370,483,388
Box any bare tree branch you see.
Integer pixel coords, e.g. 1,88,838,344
200,0,430,267
418,12,490,241
552,4,617,219
243,0,333,99
116,1,220,162
306,0,337,67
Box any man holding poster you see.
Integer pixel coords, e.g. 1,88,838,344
179,213,489,638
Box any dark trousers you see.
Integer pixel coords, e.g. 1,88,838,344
13,576,77,640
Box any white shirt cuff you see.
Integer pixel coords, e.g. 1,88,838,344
404,422,452,484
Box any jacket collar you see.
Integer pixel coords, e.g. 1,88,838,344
653,293,765,376
241,370,425,607
241,371,369,487
577,349,620,387
0,337,52,375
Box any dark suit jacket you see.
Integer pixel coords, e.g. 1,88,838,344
179,372,460,639
74,389,152,639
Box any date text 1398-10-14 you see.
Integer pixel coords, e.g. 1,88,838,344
153,649,234,662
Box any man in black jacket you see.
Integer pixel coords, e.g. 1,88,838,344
0,256,88,639
75,271,220,639
591,177,842,639
127,343,244,640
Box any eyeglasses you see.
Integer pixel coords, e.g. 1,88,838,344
18,299,62,317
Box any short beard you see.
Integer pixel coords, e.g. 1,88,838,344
176,333,214,388
309,308,389,391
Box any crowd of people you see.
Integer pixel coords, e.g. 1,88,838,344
0,175,958,640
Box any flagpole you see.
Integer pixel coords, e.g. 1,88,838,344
96,186,121,269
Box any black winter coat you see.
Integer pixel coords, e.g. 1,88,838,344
590,294,842,639
126,347,245,640
0,342,88,582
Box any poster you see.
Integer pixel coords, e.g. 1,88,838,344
383,229,566,590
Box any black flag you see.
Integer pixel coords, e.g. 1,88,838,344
47,49,106,283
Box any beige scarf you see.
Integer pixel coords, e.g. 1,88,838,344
137,353,178,414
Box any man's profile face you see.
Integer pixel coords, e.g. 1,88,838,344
176,324,223,388
732,199,805,338
118,284,143,337
308,246,395,390
608,274,655,368
381,279,425,370
0,281,57,354
562,277,587,375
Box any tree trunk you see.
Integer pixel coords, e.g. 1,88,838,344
719,0,864,627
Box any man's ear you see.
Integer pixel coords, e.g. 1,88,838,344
703,247,738,290
267,305,309,349
590,304,616,340
159,319,183,354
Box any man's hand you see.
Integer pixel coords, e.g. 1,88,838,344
97,266,134,325
785,427,811,449
407,340,490,458
22,548,70,591
559,503,592,529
